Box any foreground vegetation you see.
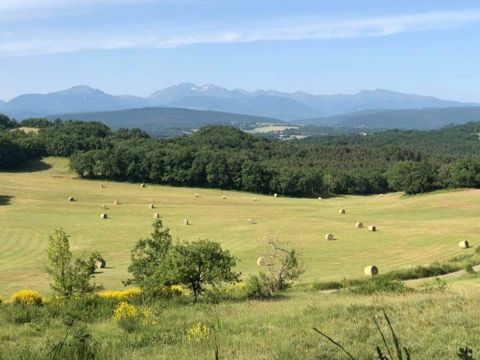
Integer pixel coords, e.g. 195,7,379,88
1,284,479,359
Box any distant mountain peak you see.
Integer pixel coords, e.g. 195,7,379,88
59,85,104,95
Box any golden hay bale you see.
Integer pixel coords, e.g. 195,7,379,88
368,225,377,232
364,265,379,277
253,197,258,202
325,233,334,241
274,193,278,198
355,222,364,229
318,197,322,200
68,196,75,202
248,218,256,224
153,213,160,219
183,219,190,226
221,195,227,200
95,258,106,269
256,256,265,266
459,240,470,249
141,183,146,188
339,208,346,214
194,193,199,198
100,213,108,219
149,203,155,209
114,200,119,206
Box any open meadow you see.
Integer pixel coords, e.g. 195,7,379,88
1,157,479,295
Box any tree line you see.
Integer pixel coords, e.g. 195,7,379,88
3,114,480,195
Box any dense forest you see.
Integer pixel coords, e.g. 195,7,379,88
2,114,480,196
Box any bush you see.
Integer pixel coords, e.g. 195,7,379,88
98,288,143,302
11,290,44,306
349,277,410,295
310,281,344,291
113,302,140,333
246,272,275,299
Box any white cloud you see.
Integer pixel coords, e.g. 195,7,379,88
1,10,480,56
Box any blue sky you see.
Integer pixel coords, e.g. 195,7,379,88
1,0,480,101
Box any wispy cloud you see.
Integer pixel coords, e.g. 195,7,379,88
1,10,480,56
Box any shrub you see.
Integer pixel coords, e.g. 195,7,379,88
349,277,410,295
0,295,3,305
246,272,275,299
187,322,210,341
465,264,476,275
11,290,43,306
310,281,344,291
98,287,143,302
113,302,139,333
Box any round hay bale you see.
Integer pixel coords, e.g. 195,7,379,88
114,200,119,206
355,222,364,229
100,213,108,220
256,256,265,266
364,265,379,277
221,195,227,200
459,240,470,249
325,233,334,241
368,225,377,232
253,197,258,202
274,193,278,198
149,203,155,209
339,208,346,214
95,258,106,269
318,197,322,200
248,218,256,225
183,219,190,226
140,183,146,188
68,196,75,202
194,193,199,198
153,213,160,219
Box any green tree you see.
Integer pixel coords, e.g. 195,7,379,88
125,220,173,295
168,240,240,301
46,229,99,298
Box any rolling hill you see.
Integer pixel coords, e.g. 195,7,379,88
296,106,480,129
48,107,283,137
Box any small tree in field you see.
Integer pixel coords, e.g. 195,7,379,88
169,239,240,301
247,238,303,298
46,229,99,298
124,220,173,295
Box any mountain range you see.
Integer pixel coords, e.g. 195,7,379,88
1,83,476,121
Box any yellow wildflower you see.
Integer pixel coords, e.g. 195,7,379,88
11,290,43,306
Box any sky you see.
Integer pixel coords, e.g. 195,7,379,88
1,0,480,101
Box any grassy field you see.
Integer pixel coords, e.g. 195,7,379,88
248,124,300,133
1,157,479,295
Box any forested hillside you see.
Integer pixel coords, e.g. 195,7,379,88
3,114,480,196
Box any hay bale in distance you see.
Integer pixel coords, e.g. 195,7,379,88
221,195,227,200
194,193,199,198
114,200,119,206
140,183,146,188
257,257,265,266
339,208,346,214
274,193,278,198
100,213,108,220
364,265,379,277
325,233,334,241
248,218,256,225
183,219,190,226
95,258,106,269
459,240,470,249
253,197,258,202
68,196,75,202
355,222,364,229
318,197,322,200
368,225,377,232
149,203,155,209
153,213,160,219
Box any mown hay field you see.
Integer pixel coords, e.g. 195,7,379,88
0,157,478,295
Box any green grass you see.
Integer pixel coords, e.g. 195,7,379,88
1,157,479,295
1,289,480,359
